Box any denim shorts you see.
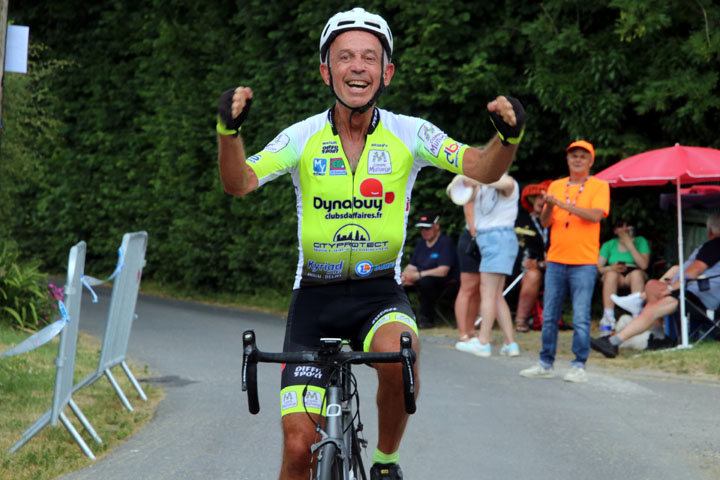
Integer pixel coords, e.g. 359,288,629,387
477,226,518,275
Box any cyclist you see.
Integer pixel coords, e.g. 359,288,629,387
217,8,525,480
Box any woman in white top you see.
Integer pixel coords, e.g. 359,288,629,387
456,173,520,357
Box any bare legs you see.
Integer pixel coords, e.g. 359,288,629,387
454,272,480,339
477,272,515,346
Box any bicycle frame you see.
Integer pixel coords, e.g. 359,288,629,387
241,330,416,480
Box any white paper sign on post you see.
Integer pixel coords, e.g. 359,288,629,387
5,25,29,74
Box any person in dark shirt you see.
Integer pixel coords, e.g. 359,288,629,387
512,181,551,332
402,211,459,328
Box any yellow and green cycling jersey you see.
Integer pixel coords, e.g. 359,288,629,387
247,106,468,289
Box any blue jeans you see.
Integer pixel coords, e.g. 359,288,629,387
539,262,597,369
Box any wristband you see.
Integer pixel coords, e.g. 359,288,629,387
216,117,241,137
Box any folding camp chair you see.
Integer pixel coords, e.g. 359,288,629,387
667,279,720,344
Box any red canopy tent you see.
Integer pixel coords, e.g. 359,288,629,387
595,144,720,348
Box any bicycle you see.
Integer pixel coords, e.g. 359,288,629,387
241,329,417,480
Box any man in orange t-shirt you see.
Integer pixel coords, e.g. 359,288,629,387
520,140,609,383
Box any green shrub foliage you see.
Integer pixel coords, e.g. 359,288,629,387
0,242,57,330
4,1,719,296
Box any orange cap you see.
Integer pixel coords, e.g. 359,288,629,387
566,140,595,159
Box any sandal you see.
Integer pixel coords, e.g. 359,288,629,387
515,321,529,333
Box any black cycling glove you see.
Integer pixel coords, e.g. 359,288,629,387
488,96,526,146
217,88,252,137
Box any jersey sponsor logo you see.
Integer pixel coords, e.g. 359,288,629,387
418,122,447,157
293,365,323,379
304,390,323,410
360,178,395,204
444,142,463,167
334,224,369,242
329,157,347,175
313,158,327,175
321,142,339,154
264,133,290,153
355,260,395,277
430,253,439,259
313,224,390,253
306,260,344,279
368,150,392,175
282,391,298,410
355,261,373,276
314,196,383,216
247,154,262,164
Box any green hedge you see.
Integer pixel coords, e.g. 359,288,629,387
3,0,719,296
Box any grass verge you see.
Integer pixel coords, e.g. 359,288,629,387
0,325,164,480
426,324,720,379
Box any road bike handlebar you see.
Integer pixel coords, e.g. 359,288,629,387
242,329,417,415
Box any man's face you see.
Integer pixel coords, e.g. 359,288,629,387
420,223,439,242
320,30,394,109
566,148,594,176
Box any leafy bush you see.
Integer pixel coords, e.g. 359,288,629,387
0,242,57,330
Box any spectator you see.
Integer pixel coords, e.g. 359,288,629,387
591,212,720,357
447,175,482,349
597,219,650,329
520,140,610,382
513,181,551,332
402,211,459,329
455,173,520,357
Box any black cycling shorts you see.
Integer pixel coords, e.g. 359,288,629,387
279,277,417,416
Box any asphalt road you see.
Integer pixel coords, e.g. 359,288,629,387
59,289,720,480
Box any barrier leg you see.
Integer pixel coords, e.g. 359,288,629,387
9,411,51,453
59,411,96,460
68,398,102,444
121,360,147,401
105,368,133,411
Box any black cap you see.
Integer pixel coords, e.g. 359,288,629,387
415,211,439,228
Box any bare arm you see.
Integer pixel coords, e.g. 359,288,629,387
461,96,520,183
486,174,515,196
617,231,650,270
217,86,258,196
218,134,258,196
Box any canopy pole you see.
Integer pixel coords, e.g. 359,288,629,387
676,178,690,349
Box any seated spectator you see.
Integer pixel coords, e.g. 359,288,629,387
402,211,459,329
591,213,720,357
513,181,551,332
597,219,650,329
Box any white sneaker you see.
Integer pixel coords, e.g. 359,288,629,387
499,342,520,357
611,292,643,316
455,337,491,357
563,366,588,383
519,364,554,378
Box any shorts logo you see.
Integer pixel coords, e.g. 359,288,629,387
282,391,298,410
329,158,347,175
368,150,391,174
293,366,323,379
444,142,462,167
313,158,327,175
355,261,373,276
247,154,262,164
418,122,447,157
264,133,290,153
304,390,323,409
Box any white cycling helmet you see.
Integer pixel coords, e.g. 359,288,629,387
319,7,393,63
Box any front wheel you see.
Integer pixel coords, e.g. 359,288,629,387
314,444,343,480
